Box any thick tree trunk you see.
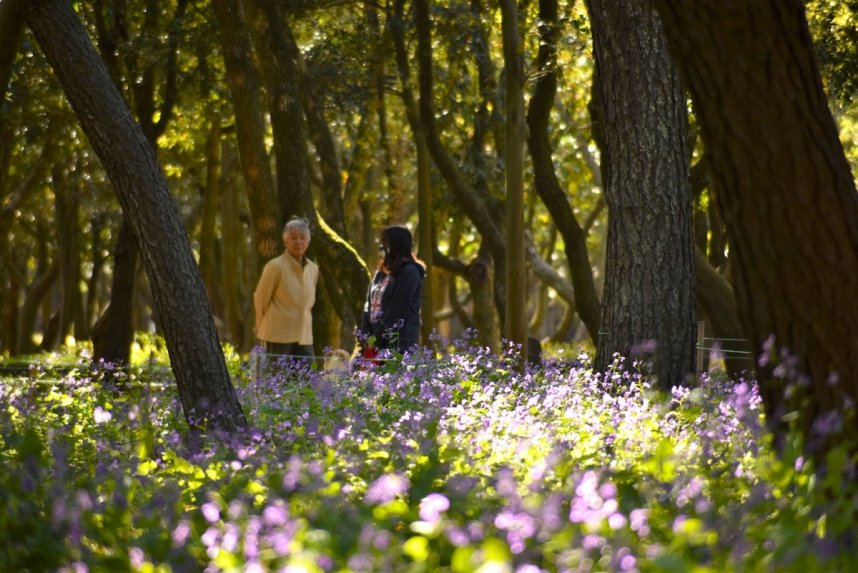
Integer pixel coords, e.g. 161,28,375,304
653,0,858,452
527,0,601,344
587,0,697,387
26,0,245,431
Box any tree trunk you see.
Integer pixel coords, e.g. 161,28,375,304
92,221,137,364
500,0,527,355
653,0,858,452
200,118,223,318
0,0,24,100
389,0,435,345
587,0,697,387
527,0,601,344
26,0,245,431
210,0,280,263
53,163,83,344
220,143,246,348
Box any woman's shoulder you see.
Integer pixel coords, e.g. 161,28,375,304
396,261,425,279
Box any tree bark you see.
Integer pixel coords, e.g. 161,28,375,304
53,163,84,343
587,0,697,387
26,0,245,431
653,0,858,451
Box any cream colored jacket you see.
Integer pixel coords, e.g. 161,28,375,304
254,252,318,345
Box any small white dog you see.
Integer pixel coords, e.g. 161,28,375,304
323,349,351,374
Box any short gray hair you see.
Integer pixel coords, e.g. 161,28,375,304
283,216,310,236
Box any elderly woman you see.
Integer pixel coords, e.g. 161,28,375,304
254,216,318,357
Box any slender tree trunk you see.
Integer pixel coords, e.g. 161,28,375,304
53,164,83,344
26,0,245,431
220,144,245,348
246,0,369,338
92,222,137,364
653,0,858,453
200,118,222,317
500,0,527,355
587,0,697,387
527,0,601,344
210,0,280,263
389,0,435,344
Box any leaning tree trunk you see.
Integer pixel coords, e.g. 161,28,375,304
26,0,246,431
653,0,858,455
587,0,697,388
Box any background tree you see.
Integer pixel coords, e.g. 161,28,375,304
500,0,527,354
526,0,601,344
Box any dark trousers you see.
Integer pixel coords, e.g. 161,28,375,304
265,342,314,357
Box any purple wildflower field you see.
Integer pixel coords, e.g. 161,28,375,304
1,332,856,572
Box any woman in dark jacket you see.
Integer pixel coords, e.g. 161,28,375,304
360,225,426,353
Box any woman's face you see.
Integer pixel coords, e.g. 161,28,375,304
284,229,310,260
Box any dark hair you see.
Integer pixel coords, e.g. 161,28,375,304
380,225,423,274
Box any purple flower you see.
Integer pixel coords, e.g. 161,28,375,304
419,493,450,523
364,473,410,504
201,502,220,523
172,521,190,546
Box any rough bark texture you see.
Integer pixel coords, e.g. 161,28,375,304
588,0,697,387
526,0,601,344
653,0,858,451
26,0,246,431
